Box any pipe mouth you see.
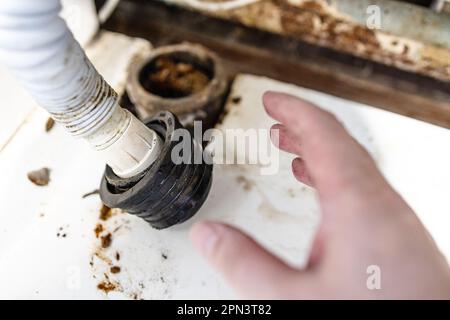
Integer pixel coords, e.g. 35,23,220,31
127,43,228,129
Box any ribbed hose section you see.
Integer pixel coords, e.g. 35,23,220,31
0,0,117,138
0,0,164,178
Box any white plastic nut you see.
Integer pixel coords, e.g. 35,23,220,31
87,107,163,178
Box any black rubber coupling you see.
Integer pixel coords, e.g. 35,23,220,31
99,111,213,229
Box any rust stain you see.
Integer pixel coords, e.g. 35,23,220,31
206,0,450,82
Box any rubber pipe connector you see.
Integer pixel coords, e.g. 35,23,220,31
99,111,213,229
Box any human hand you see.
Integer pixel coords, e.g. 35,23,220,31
189,91,450,299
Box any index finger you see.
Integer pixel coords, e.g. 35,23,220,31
263,91,387,199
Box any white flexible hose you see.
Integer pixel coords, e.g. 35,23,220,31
0,0,162,178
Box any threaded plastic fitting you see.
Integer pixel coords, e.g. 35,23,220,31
99,111,213,229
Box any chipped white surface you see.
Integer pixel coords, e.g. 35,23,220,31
0,32,449,299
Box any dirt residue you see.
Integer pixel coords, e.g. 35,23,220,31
100,205,113,221
94,224,104,238
101,233,112,249
231,96,242,104
236,175,253,192
90,205,130,297
97,280,118,294
27,167,51,186
142,57,210,98
45,117,55,133
56,226,68,238
110,266,121,274
90,205,172,299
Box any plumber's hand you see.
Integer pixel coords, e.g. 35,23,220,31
189,91,450,299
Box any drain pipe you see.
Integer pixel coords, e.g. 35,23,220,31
0,0,162,179
0,0,213,229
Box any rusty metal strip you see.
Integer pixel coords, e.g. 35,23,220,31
162,0,450,82
104,0,450,128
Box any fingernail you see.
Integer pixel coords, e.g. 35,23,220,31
190,221,220,257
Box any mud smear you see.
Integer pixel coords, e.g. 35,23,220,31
27,167,51,186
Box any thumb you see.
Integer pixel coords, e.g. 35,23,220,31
189,220,317,299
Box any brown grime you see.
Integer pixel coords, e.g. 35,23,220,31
101,233,112,249
27,167,51,186
110,266,121,274
94,223,104,238
142,56,210,98
45,117,55,132
99,205,113,221
97,280,117,293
